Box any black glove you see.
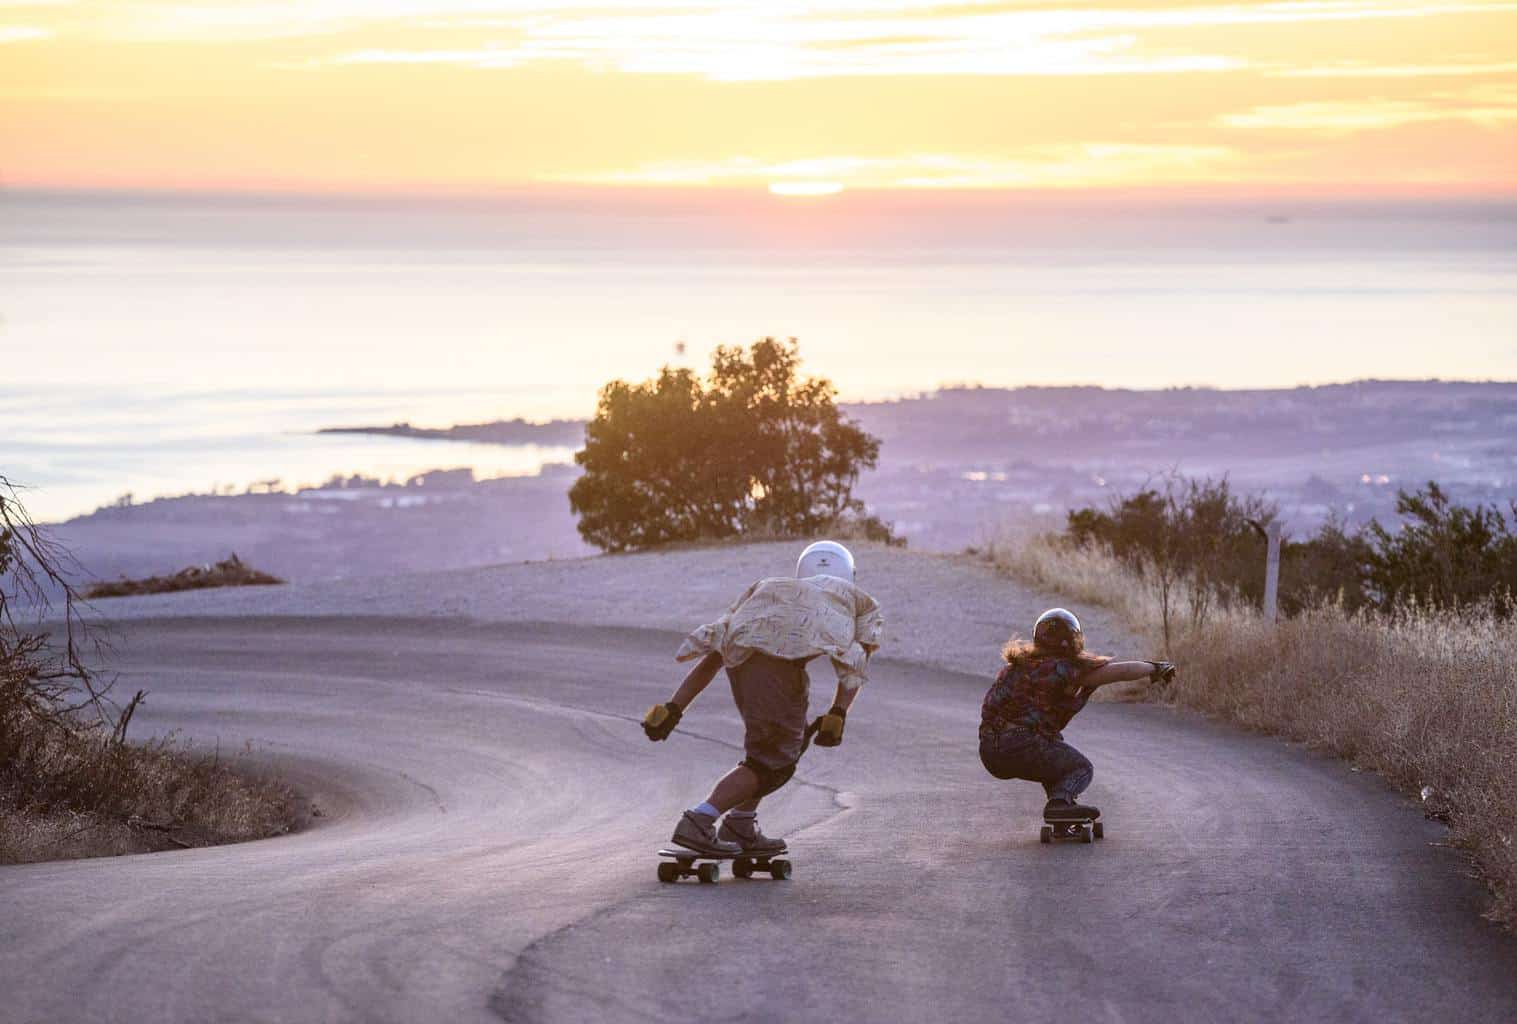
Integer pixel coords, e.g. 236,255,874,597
811,705,847,748
1149,661,1176,684
642,701,683,741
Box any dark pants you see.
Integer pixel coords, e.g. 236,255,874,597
979,727,1093,803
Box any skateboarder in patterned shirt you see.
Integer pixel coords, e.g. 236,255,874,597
641,541,884,857
980,608,1174,821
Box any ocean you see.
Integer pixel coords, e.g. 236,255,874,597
3,189,1514,523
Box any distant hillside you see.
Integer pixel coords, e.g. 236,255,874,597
319,380,1517,465
319,418,585,447
841,380,1517,463
836,379,1517,548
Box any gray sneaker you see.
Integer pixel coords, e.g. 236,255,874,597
672,811,740,856
718,814,787,855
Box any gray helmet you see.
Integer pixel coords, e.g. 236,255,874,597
796,540,855,583
1033,608,1083,654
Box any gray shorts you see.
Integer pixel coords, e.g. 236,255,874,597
727,652,811,771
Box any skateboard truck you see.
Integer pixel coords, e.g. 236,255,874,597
1040,815,1104,844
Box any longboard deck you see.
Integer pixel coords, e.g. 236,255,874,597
656,847,794,882
657,847,786,862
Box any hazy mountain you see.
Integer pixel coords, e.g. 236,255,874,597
46,380,1517,588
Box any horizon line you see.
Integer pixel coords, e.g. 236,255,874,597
14,375,1515,406
7,181,1517,208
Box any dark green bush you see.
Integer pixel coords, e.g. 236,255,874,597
1065,477,1273,604
1363,483,1517,614
1063,478,1515,619
1278,515,1374,616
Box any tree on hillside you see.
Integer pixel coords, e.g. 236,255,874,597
568,338,883,552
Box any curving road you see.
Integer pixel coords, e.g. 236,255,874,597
3,616,1515,1023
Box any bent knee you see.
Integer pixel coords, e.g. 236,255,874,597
741,757,797,797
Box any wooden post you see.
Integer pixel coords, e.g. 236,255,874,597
1263,521,1282,624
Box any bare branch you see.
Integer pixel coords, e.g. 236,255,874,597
1,475,123,734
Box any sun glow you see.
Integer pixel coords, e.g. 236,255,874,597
770,182,843,195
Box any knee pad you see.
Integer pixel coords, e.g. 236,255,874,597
741,757,797,797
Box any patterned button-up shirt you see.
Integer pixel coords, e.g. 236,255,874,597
979,655,1110,743
676,576,884,692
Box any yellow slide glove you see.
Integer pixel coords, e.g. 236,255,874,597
811,705,847,748
642,701,683,742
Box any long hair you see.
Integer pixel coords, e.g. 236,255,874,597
1001,635,1107,672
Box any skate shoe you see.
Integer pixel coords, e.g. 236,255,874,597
672,811,741,856
717,814,787,855
1044,798,1100,821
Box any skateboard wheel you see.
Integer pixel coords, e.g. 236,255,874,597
1040,826,1052,844
1080,825,1094,844
1093,821,1104,840
733,858,754,879
657,862,680,884
769,859,792,880
697,862,720,884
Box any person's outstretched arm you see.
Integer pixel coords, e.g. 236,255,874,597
671,651,724,707
1079,659,1175,689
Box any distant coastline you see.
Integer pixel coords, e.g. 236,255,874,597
318,418,586,447
44,378,1517,595
319,379,1517,462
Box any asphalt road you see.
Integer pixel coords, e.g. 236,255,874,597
3,617,1515,1023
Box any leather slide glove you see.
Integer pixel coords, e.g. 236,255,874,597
642,701,683,741
1149,661,1177,685
811,705,847,748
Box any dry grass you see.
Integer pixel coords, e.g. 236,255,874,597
977,529,1168,627
1,479,298,864
981,530,1517,930
1,671,299,863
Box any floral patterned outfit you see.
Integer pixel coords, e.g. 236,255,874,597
978,654,1109,802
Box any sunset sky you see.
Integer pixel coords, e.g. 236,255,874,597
2,0,1515,194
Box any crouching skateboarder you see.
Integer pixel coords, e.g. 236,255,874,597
980,608,1175,838
642,541,883,859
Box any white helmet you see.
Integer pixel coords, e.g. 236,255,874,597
796,540,855,583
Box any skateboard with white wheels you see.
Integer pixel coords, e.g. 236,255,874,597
1040,813,1104,844
656,847,793,883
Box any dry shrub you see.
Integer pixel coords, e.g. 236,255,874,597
85,553,282,599
1,659,298,862
1169,606,1517,926
1,477,298,863
982,530,1517,930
